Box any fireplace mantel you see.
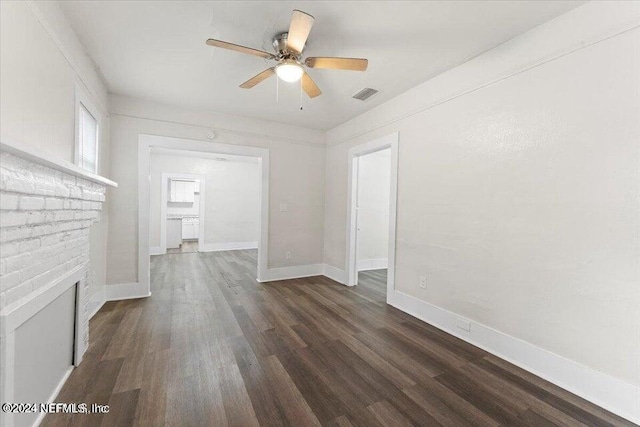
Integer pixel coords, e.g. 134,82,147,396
0,140,117,188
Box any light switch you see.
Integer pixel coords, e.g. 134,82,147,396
279,203,288,212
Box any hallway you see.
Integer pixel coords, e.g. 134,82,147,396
43,250,632,426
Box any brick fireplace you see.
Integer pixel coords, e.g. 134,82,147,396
0,140,117,426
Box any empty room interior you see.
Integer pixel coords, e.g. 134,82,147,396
0,1,639,426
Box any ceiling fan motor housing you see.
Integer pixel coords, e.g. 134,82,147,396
272,32,303,59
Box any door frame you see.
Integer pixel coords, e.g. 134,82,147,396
345,132,399,300
138,134,269,295
159,172,206,253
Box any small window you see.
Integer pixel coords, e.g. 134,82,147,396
75,86,100,174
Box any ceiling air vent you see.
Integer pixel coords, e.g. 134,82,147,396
352,87,379,101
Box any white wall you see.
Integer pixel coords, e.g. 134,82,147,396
107,95,326,285
325,0,640,391
149,154,260,248
356,148,390,268
0,1,112,305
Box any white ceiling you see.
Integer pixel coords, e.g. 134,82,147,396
60,1,583,130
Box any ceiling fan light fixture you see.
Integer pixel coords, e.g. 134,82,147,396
276,61,304,83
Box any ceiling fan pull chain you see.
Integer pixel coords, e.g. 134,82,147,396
276,74,279,103
300,78,303,111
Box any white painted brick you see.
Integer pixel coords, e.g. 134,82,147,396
26,211,46,225
55,183,71,198
41,233,62,247
0,193,19,210
0,270,21,291
0,226,32,243
33,186,56,197
54,211,75,221
2,177,35,194
0,242,19,257
31,224,53,237
1,211,27,227
70,186,82,199
19,238,40,253
31,264,68,291
45,197,64,210
1,151,107,328
3,281,33,307
3,252,32,274
24,256,60,281
19,196,45,210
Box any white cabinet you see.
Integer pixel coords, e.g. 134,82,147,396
181,218,199,240
169,180,196,203
166,219,182,249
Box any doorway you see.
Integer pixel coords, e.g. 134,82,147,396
159,172,206,255
345,132,399,302
138,135,270,295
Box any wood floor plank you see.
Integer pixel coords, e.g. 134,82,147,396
367,400,414,427
263,355,322,427
41,251,635,427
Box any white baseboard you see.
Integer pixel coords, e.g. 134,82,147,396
200,241,258,252
258,263,350,286
357,258,388,271
322,264,348,284
388,290,640,425
87,288,106,319
149,246,165,255
105,282,151,301
33,366,73,427
258,264,324,282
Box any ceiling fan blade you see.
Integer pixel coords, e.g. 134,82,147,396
305,57,368,71
302,72,322,98
287,10,314,54
240,68,276,89
206,39,274,59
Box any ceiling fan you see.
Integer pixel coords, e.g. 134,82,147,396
206,9,368,99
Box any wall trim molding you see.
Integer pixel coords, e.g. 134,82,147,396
388,290,640,424
200,241,258,252
111,112,327,148
87,288,106,319
0,140,117,188
258,264,324,283
357,258,388,271
149,246,165,256
104,282,151,302
322,264,348,285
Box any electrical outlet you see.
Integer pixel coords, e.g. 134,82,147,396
419,275,427,289
285,251,292,260
279,203,288,212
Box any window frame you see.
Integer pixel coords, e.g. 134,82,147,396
74,84,101,174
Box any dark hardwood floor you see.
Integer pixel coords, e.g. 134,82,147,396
43,250,634,426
